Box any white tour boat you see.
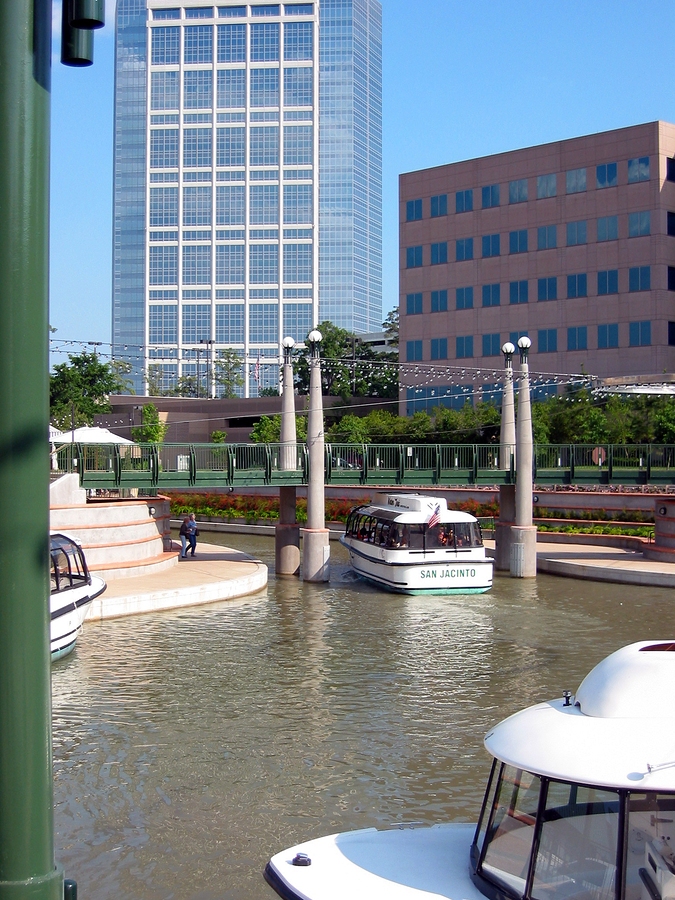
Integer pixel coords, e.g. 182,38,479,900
266,640,675,900
50,533,106,661
340,493,493,594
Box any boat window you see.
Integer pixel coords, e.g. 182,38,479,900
625,793,675,900
428,524,454,549
455,523,475,548
481,765,541,895
471,522,484,547
51,548,71,590
532,781,619,900
475,759,501,853
68,546,87,581
408,524,425,549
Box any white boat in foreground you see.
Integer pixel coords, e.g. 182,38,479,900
266,640,675,900
339,493,493,594
50,533,106,661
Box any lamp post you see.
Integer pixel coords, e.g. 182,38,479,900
494,341,517,571
276,337,300,576
199,338,216,398
510,335,537,577
302,329,330,581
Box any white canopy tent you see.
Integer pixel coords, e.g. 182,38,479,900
53,426,133,445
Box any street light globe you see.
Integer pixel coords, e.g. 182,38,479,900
501,341,516,356
282,336,295,349
308,329,322,344
517,335,532,350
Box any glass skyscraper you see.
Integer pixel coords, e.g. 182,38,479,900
112,0,382,396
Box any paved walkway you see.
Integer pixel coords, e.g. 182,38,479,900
89,541,267,620
487,540,675,588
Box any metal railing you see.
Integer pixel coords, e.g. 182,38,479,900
51,441,675,490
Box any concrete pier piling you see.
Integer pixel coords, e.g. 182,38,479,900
302,330,330,582
510,336,538,578
275,336,301,576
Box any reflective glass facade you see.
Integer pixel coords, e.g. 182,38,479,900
113,0,382,396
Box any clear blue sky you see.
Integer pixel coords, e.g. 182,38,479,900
49,0,675,358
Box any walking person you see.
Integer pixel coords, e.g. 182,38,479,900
179,516,190,559
188,512,198,557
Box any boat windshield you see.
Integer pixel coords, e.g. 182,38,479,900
345,510,483,551
472,762,675,900
50,538,89,593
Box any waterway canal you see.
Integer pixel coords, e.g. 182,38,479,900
52,533,673,900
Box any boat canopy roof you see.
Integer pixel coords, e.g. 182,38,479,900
484,641,675,791
359,494,477,524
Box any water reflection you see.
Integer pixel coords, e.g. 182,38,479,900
52,533,672,900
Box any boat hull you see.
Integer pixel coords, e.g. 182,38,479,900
265,822,483,900
342,538,493,595
50,575,105,661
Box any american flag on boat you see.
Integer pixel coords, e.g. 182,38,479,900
427,503,441,529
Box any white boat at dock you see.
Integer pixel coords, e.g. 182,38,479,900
339,493,493,594
266,640,675,900
50,533,106,661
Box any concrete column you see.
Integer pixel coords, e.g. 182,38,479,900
494,484,515,571
500,341,516,471
302,330,330,581
510,336,537,577
276,337,300,576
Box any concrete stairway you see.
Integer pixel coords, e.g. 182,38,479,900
50,475,178,580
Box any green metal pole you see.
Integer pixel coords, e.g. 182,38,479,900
0,2,63,900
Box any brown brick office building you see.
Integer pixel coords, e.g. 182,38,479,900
399,121,675,414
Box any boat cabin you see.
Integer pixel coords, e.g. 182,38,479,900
50,533,92,594
471,642,675,900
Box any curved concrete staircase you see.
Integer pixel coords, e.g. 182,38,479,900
50,475,178,580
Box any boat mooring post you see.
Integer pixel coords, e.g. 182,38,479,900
302,330,330,581
510,336,537,577
276,337,300,576
0,3,60,899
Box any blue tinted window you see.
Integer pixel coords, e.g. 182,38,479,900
456,335,474,358
218,5,246,16
629,321,651,346
509,281,528,304
566,221,587,246
597,270,618,295
283,125,312,165
249,244,279,283
284,67,313,106
150,130,179,168
537,225,556,250
406,199,422,221
567,326,587,351
537,277,557,301
406,293,423,315
284,21,313,60
566,168,586,194
482,333,501,356
482,234,500,257
217,69,245,108
456,238,473,261
216,304,245,343
596,162,617,188
149,305,177,343
182,186,211,226
151,27,179,64
431,242,447,264
216,245,245,283
251,4,281,14
251,23,279,61
149,187,178,227
597,216,618,242
406,340,423,362
537,174,556,198
184,70,213,109
430,338,447,360
509,230,527,254
629,266,650,291
598,324,619,349
406,246,423,268
567,273,587,299
482,284,500,307
217,23,246,61
537,329,557,353
481,184,500,208
628,157,650,183
456,190,473,213
431,194,447,217
283,243,312,283
216,127,245,166
216,185,245,225
186,8,214,18
455,287,473,310
151,71,179,110
184,128,212,167
182,246,211,284
153,8,180,18
250,125,279,165
431,290,448,312
628,211,650,237
250,184,279,223
184,25,213,63
250,68,279,106
509,179,527,203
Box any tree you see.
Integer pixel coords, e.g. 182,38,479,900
382,308,399,345
50,351,130,430
146,364,166,397
210,430,227,443
250,413,307,443
326,414,372,444
110,358,135,394
214,349,244,398
131,403,168,443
